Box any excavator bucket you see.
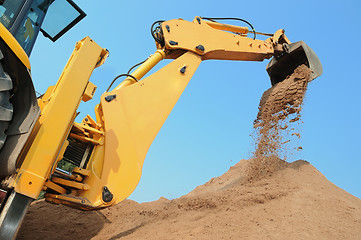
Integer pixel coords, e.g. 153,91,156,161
266,41,323,86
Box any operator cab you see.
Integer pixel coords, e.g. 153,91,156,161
0,0,85,55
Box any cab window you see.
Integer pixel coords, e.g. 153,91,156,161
13,0,51,54
0,0,25,29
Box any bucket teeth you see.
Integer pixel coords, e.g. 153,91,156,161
267,41,323,85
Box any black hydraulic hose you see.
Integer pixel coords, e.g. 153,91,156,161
127,59,147,75
106,74,138,92
151,20,165,46
200,17,256,40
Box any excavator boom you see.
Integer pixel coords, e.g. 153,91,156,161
0,16,322,240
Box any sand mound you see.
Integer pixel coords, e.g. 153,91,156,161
17,160,361,240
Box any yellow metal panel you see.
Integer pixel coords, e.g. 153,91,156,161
73,122,104,135
204,20,249,34
52,177,90,190
86,145,104,177
114,50,166,90
98,52,202,204
14,170,44,197
14,37,107,199
77,170,108,207
72,167,91,176
44,181,67,194
38,86,54,111
82,81,97,102
0,23,31,69
83,114,101,129
161,18,274,61
45,193,97,210
69,133,103,145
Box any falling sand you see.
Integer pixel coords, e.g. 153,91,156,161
247,64,312,181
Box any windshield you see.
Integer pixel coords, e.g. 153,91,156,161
0,0,25,29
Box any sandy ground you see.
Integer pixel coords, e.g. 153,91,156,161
17,159,361,240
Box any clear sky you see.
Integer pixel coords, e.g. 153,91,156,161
30,0,361,202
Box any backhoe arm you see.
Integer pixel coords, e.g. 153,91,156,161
159,17,279,61
42,17,322,210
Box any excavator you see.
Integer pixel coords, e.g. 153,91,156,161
0,1,322,239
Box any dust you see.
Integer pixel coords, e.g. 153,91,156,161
247,64,312,181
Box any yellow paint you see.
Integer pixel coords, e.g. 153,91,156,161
273,29,291,44
72,167,90,176
161,17,274,61
16,17,296,209
98,52,202,204
114,49,166,90
83,114,101,129
14,37,108,199
47,194,107,210
87,144,104,177
44,180,67,194
47,51,202,209
204,20,249,34
52,177,90,190
73,122,104,136
0,23,31,69
82,81,97,102
69,133,103,145
38,86,54,111
45,193,93,209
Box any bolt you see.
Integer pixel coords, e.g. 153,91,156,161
166,25,170,32
169,40,178,46
195,45,205,52
196,17,201,24
105,94,117,102
102,186,113,203
180,66,187,74
283,43,290,53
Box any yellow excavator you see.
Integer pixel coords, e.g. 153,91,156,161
0,1,322,239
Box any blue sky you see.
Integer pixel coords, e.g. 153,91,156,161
30,0,361,202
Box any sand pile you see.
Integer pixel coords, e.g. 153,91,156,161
16,65,361,239
17,160,361,240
